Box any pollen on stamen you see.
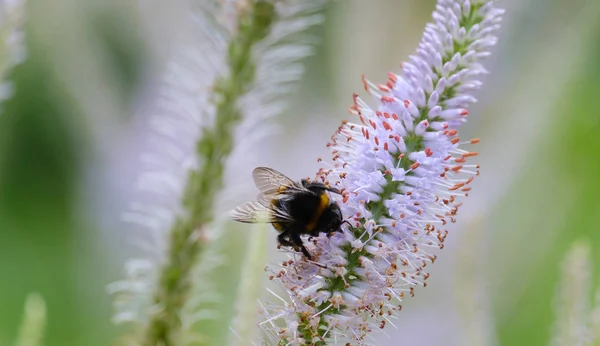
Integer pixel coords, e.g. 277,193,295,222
361,74,369,92
410,162,420,170
448,183,465,191
460,109,468,116
388,72,397,83
369,120,377,130
381,95,395,103
462,152,478,158
377,84,391,92
470,138,480,144
358,114,367,125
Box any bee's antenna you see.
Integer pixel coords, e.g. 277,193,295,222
341,220,353,229
306,258,328,269
325,186,342,194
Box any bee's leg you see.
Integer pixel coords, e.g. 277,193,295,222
290,233,312,260
277,232,294,248
327,220,349,237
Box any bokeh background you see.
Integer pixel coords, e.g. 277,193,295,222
1,0,600,345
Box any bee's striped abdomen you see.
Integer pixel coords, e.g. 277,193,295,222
305,192,329,231
270,198,287,233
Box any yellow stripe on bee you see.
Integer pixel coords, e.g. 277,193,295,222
270,197,286,233
272,222,285,233
306,192,329,231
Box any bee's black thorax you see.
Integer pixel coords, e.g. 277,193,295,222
283,189,326,231
273,180,342,237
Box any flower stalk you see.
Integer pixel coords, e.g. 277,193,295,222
143,2,277,345
0,0,26,104
260,1,503,344
112,0,328,343
14,293,46,346
551,241,594,346
591,289,600,345
228,223,269,346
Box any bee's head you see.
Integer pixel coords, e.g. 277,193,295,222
328,203,345,233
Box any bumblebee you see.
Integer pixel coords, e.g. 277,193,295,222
230,167,345,260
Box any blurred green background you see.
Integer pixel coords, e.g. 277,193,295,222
1,0,600,345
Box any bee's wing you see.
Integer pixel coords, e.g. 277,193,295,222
252,167,305,195
229,201,294,224
257,193,273,207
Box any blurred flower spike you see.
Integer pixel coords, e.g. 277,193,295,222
0,0,26,103
261,0,503,344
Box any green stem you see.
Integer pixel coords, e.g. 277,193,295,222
144,2,277,345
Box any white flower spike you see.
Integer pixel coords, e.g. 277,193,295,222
260,1,503,344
